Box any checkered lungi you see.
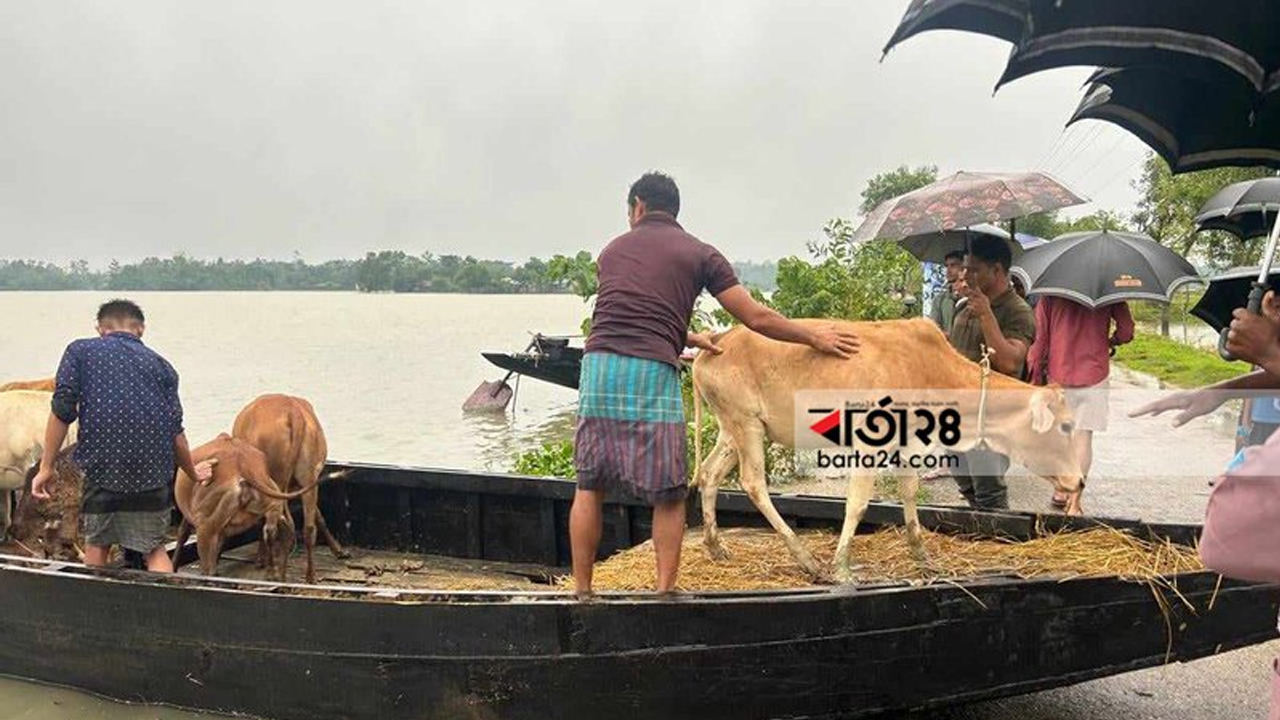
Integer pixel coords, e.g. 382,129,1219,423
574,351,688,505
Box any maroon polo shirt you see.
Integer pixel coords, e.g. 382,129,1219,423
585,212,740,367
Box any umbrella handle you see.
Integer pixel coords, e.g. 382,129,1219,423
1219,283,1268,361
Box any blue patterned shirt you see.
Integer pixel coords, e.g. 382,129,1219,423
53,332,184,500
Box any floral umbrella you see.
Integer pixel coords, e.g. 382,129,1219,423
851,171,1087,244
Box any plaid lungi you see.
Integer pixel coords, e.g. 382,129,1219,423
574,351,688,505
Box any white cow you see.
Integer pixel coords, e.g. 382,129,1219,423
0,391,77,531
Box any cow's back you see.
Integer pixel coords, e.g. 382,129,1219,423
698,318,977,392
232,394,326,490
0,391,76,465
0,378,55,393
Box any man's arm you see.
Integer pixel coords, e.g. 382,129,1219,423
977,313,1028,376
173,432,205,482
714,285,860,357
1111,302,1135,346
1029,299,1050,384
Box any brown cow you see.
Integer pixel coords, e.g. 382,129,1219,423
1,378,55,393
692,318,1083,583
10,445,83,562
173,434,310,579
232,394,347,585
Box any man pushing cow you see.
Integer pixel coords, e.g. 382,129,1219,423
570,171,860,597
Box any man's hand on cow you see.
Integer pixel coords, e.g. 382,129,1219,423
194,459,216,484
1226,303,1280,369
29,467,55,501
686,332,724,356
1128,390,1223,427
810,325,861,358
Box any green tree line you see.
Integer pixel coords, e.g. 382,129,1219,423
0,252,780,294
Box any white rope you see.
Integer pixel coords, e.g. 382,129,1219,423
975,344,995,450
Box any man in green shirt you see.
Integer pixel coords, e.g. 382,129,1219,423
929,250,965,334
947,235,1037,509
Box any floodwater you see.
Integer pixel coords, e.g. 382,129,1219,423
0,291,587,472
0,292,1271,719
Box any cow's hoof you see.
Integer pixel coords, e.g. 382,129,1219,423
331,547,352,560
704,542,731,562
834,566,858,585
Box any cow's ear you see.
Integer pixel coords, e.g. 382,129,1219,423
1029,389,1055,433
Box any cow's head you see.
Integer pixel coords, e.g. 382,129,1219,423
983,385,1084,514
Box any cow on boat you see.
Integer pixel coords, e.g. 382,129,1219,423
692,318,1083,583
174,434,310,579
0,391,77,534
0,378,55,393
232,394,348,584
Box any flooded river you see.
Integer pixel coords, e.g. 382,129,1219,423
0,291,1270,720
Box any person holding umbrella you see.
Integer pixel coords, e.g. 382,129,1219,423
1027,296,1135,508
946,234,1037,511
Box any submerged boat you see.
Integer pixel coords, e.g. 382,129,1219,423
482,334,583,390
0,462,1275,720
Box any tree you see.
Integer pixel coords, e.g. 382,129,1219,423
858,165,939,215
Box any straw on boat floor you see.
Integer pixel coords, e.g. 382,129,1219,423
560,526,1204,592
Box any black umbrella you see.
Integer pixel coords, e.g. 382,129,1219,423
897,223,1024,264
1191,266,1280,333
883,0,1028,57
1195,177,1280,239
1013,230,1200,309
1069,67,1280,173
997,1,1280,93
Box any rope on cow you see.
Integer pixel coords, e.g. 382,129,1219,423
974,344,994,450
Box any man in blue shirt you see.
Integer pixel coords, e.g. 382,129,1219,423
30,300,209,572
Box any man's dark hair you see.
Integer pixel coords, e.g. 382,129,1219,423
628,172,680,217
967,235,1012,272
943,250,965,263
97,299,145,325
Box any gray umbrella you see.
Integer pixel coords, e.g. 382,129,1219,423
1195,177,1280,240
897,224,1023,264
1013,230,1201,309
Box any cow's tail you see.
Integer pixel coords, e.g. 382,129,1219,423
692,364,705,488
286,404,309,491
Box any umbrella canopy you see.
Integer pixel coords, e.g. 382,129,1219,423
852,171,1086,244
1070,67,1280,173
1013,230,1201,308
898,224,1024,264
883,0,1028,56
885,1,1279,93
1016,232,1048,250
997,2,1280,93
1194,177,1280,239
1191,266,1280,333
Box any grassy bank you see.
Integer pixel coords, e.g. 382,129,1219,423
1113,332,1249,388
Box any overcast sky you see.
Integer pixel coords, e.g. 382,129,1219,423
0,1,1152,266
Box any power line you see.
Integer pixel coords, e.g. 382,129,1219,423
1046,123,1104,178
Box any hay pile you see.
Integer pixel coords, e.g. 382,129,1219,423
557,526,1204,593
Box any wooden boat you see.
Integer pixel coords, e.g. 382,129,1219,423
0,462,1275,720
482,334,583,390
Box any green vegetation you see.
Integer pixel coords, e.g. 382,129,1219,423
0,252,776,294
1113,332,1249,388
513,440,576,478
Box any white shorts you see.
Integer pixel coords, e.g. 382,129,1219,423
1064,379,1110,433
